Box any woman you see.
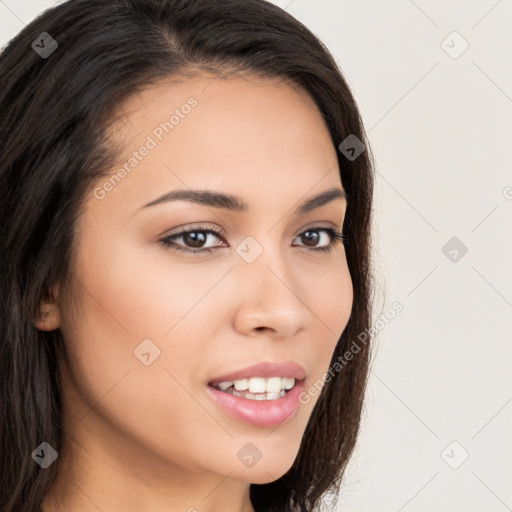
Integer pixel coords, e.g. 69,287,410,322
0,0,375,510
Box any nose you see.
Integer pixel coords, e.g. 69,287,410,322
231,241,314,339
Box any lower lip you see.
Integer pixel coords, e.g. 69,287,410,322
206,380,304,428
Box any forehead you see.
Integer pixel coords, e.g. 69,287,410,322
108,73,334,162
94,74,341,219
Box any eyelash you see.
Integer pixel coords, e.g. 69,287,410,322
158,226,345,254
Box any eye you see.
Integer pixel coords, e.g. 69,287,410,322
158,227,227,254
158,226,345,254
292,227,345,252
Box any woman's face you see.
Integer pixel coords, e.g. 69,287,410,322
46,74,352,490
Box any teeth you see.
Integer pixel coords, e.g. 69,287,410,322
265,377,282,393
213,376,297,399
248,377,266,393
233,379,249,391
282,377,295,390
218,381,233,391
231,389,283,401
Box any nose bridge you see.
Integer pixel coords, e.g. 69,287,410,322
236,233,291,294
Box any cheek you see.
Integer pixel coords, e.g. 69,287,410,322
300,255,353,380
307,253,353,322
61,232,238,401
58,243,235,472
318,258,353,335
68,227,233,344
59,232,236,433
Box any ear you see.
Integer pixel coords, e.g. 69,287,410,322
33,282,62,331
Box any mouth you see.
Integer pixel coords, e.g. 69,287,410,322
206,377,305,427
209,376,301,401
206,360,307,426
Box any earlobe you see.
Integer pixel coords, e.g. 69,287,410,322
34,283,62,332
34,306,61,331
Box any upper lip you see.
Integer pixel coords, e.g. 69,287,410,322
209,360,306,386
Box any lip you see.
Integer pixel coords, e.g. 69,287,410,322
206,377,305,427
208,360,306,386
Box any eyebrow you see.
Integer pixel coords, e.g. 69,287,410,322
140,186,347,215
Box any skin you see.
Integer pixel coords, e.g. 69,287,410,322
36,73,353,512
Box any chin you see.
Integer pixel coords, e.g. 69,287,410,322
232,456,297,485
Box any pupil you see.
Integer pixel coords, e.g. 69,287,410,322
302,230,318,246
185,232,206,248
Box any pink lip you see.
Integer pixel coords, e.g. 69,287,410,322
206,378,305,427
209,360,306,386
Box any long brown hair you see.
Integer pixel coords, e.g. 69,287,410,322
0,1,375,510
